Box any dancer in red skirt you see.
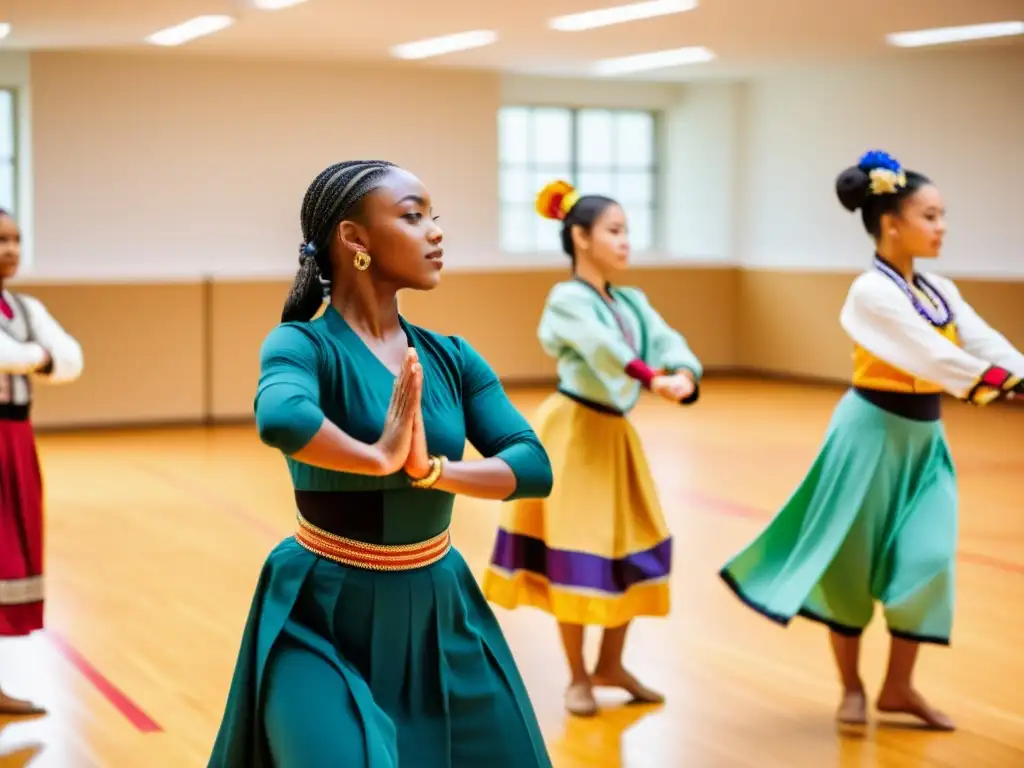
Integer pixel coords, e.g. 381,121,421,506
0,207,83,715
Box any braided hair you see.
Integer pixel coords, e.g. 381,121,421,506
282,160,397,323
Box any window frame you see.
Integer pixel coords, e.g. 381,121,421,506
497,104,662,255
0,86,18,217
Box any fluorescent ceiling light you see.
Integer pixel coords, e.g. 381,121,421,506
145,15,235,47
550,0,697,32
0,23,10,42
253,0,308,9
886,21,1024,48
593,45,714,76
389,30,497,60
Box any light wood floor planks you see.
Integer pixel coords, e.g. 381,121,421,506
1,378,1022,767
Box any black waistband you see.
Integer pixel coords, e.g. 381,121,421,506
853,387,941,422
0,404,29,422
295,490,388,543
557,388,624,416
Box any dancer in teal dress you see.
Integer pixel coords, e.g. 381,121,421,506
207,161,554,768
719,150,1024,731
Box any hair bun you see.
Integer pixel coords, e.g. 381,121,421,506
535,180,580,221
835,166,870,212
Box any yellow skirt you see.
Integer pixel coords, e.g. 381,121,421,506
482,392,671,627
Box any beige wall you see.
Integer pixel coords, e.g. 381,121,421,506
5,49,1023,429
15,267,1023,430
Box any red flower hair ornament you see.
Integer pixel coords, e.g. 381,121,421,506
535,180,581,221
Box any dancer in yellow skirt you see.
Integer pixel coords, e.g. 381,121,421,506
482,181,703,716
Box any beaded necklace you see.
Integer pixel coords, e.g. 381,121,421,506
873,255,953,328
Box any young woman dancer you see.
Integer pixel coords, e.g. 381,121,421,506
0,207,84,715
719,150,1024,731
482,180,703,717
207,161,555,768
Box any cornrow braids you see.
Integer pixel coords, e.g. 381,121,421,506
281,160,397,323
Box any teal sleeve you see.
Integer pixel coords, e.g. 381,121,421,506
253,324,326,455
626,288,703,379
455,338,553,501
538,284,637,375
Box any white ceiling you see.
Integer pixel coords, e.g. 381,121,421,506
1,0,1022,79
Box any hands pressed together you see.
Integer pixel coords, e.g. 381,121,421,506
374,348,433,480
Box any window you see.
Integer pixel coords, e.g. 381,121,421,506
0,88,15,214
498,106,658,254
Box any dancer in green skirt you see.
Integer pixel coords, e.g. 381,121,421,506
207,161,554,768
719,149,1024,731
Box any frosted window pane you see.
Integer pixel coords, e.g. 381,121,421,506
578,110,613,166
614,112,654,167
624,205,654,251
577,171,614,198
499,167,532,204
0,90,12,160
530,108,572,165
500,204,534,253
616,171,654,205
536,215,564,252
0,163,13,213
498,107,530,165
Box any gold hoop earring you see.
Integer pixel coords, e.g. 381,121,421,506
354,251,371,271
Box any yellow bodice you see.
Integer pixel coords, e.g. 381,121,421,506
851,285,959,393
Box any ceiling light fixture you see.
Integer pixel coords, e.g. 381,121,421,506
0,23,10,42
145,15,235,47
389,30,498,60
550,0,697,32
593,45,714,76
886,20,1024,48
253,0,309,9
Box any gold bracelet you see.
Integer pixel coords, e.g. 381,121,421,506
410,455,446,489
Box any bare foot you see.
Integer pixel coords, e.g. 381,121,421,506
876,687,955,731
565,681,598,717
591,666,665,704
836,689,867,725
0,690,46,716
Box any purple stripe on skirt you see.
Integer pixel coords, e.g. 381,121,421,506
489,530,672,595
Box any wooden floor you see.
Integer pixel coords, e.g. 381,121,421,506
1,378,1022,768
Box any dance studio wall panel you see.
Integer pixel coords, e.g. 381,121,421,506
16,266,737,427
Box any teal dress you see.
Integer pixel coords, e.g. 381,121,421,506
207,306,555,768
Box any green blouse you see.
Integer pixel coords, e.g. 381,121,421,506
539,279,703,413
254,305,553,545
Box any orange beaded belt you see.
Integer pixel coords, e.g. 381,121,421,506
294,514,451,571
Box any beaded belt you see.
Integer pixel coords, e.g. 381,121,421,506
294,513,451,571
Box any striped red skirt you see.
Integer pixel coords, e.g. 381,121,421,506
0,415,44,636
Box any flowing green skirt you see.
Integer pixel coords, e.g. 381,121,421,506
719,389,957,645
207,538,552,768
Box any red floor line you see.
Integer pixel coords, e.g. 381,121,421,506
683,490,1024,576
45,630,162,733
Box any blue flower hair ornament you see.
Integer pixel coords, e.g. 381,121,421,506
857,149,901,173
856,149,907,196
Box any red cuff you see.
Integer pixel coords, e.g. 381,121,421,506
625,359,656,389
981,366,1013,389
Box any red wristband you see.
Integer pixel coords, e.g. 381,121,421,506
625,359,656,389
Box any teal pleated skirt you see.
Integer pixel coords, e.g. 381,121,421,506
207,538,553,768
719,389,957,645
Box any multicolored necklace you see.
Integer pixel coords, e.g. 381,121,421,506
873,255,953,328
